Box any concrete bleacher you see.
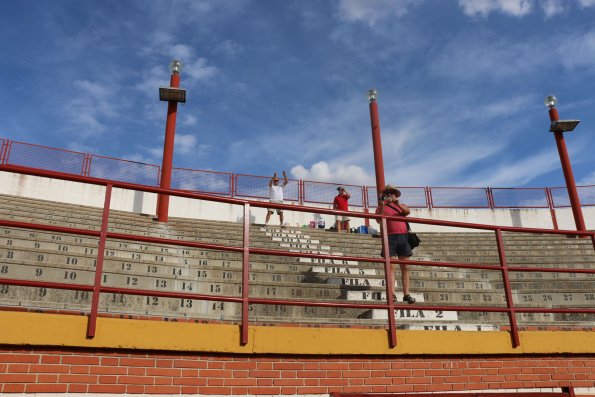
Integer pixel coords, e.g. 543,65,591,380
0,193,593,331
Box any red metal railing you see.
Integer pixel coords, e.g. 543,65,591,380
0,164,594,349
2,138,595,213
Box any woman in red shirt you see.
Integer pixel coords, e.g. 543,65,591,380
375,185,416,304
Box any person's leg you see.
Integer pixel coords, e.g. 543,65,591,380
279,210,284,226
335,218,342,231
399,256,415,303
344,219,350,233
265,211,272,225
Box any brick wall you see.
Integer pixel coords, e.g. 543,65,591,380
0,347,593,394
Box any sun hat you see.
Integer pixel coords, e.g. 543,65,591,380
381,185,401,198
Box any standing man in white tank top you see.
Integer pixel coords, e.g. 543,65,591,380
265,171,288,227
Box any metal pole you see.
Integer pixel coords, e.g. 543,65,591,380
369,91,386,204
156,71,181,222
549,108,587,233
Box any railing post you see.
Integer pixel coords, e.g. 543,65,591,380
495,228,520,348
0,139,7,164
546,188,559,230
426,187,434,209
230,173,235,197
381,217,397,348
3,140,13,164
86,183,113,338
298,179,304,205
241,202,251,345
363,186,370,228
82,153,90,177
487,188,495,209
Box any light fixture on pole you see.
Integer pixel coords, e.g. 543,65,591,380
545,95,586,234
156,59,187,222
368,88,386,204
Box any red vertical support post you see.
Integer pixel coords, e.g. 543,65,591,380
298,179,304,206
548,105,587,234
241,203,251,345
368,90,386,203
487,188,495,209
87,183,113,338
546,188,559,230
363,186,370,228
495,228,520,348
381,217,397,348
156,65,182,223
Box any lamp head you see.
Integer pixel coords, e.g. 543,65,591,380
544,95,557,109
368,89,377,103
169,59,183,74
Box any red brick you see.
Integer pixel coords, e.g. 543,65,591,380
127,367,146,376
0,373,37,383
273,362,303,370
273,378,304,386
364,377,392,385
281,386,297,394
182,369,199,377
90,365,127,375
0,354,39,363
363,362,391,370
320,378,349,386
58,374,98,384
297,370,326,378
199,386,233,394
101,357,119,366
89,384,127,393
297,386,327,394
146,367,181,377
249,370,280,378
174,359,207,369
145,385,181,394
181,386,200,394
118,375,154,385
120,357,155,367
7,364,30,373
28,364,68,373
70,365,90,374
68,384,88,393
156,359,173,368
125,385,145,393
427,383,454,391
225,378,258,386
61,356,100,365
208,361,225,369
25,383,68,393
320,362,349,370
232,387,248,394
37,374,58,383
225,361,257,370
41,355,61,364
246,386,281,394
2,384,25,393
173,377,207,386
99,375,118,384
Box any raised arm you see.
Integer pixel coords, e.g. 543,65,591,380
282,171,288,187
269,172,277,188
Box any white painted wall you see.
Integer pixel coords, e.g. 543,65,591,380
2,171,594,233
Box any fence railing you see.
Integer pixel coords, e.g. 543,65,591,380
2,138,595,212
0,164,594,349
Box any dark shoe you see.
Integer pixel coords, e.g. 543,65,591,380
403,294,416,304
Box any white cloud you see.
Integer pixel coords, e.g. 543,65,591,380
337,0,423,25
291,161,373,186
578,171,595,185
578,0,595,6
458,0,534,17
541,0,565,17
461,150,559,187
62,79,119,138
174,133,198,155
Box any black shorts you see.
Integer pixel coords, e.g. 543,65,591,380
380,234,412,258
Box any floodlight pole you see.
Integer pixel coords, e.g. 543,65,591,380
156,63,182,222
368,89,386,203
548,106,587,233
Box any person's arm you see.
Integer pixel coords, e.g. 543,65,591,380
269,172,277,188
282,170,288,187
374,203,384,224
395,201,411,216
344,190,351,200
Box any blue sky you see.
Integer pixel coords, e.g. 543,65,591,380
1,0,595,189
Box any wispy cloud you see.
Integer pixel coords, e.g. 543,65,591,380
458,0,534,17
337,0,423,25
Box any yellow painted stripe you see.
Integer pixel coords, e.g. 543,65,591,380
0,311,593,355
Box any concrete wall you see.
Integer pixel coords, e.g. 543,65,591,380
2,171,594,233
